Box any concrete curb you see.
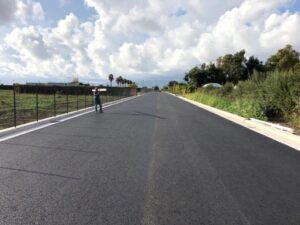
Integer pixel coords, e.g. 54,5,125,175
249,118,294,134
170,94,300,152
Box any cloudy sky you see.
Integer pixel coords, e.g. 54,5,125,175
0,0,300,86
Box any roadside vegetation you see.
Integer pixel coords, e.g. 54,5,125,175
165,45,300,133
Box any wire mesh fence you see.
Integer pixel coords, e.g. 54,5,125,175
0,85,137,130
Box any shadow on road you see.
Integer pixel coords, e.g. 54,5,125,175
108,111,165,119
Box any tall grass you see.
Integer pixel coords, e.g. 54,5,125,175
178,70,300,132
186,90,266,120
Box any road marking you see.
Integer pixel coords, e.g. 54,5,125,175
0,123,56,143
0,95,140,143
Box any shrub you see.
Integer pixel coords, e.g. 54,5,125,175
219,82,234,97
182,70,300,130
258,71,300,120
170,84,195,95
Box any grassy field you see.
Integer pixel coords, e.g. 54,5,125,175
0,90,122,129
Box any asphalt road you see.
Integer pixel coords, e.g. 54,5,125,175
0,92,300,225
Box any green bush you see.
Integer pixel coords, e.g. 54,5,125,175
219,82,234,97
228,98,266,119
258,71,300,120
233,73,265,98
170,84,195,95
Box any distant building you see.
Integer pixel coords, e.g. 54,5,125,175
26,82,67,86
25,82,86,86
46,82,68,86
68,81,80,86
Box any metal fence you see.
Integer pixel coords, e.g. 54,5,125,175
0,84,137,130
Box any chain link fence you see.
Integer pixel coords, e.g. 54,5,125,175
0,85,137,130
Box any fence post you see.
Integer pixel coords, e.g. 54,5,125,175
54,91,56,117
66,94,69,114
106,88,109,103
77,92,79,111
106,90,108,103
36,85,39,121
13,84,17,127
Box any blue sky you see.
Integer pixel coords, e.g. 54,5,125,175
39,0,97,23
283,0,300,12
0,0,300,86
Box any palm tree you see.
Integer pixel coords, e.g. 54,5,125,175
116,76,123,87
131,82,137,88
121,78,126,87
108,74,114,87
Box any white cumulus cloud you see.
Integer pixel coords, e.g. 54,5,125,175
5,26,51,61
0,0,300,84
32,2,44,20
0,0,45,25
0,0,19,24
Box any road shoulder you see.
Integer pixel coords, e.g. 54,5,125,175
0,95,139,142
171,93,300,152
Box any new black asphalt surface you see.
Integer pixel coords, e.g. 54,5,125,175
0,92,300,225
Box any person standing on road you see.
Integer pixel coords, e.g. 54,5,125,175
94,87,103,113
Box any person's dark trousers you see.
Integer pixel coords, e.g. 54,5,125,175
99,98,103,113
95,98,103,113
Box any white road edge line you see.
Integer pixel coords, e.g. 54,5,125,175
0,95,140,143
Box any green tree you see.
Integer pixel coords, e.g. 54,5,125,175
205,63,226,84
265,45,300,72
293,62,300,73
116,76,123,86
245,56,265,77
129,82,138,88
121,78,126,87
184,63,225,87
168,80,179,87
217,50,247,83
184,64,207,87
125,79,130,87
108,74,114,87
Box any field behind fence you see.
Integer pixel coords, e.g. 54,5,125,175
0,85,137,130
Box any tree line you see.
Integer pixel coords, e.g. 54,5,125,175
165,45,300,132
108,74,137,88
168,45,300,88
